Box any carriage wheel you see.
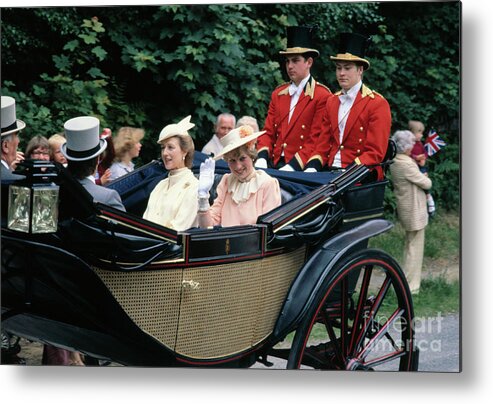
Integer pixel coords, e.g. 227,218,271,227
287,249,417,371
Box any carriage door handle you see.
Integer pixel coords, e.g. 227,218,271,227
182,280,200,290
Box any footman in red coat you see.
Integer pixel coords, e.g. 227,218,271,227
256,26,332,171
305,33,391,180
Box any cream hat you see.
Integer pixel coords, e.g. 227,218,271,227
61,116,107,161
157,115,195,144
213,126,266,161
1,96,26,137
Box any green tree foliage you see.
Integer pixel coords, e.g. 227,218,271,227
1,2,460,210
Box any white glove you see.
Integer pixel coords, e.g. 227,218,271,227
304,167,317,173
279,164,294,172
198,158,215,198
255,158,268,169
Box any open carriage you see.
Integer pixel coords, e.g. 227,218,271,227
1,151,418,370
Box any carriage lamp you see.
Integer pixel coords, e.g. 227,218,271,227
7,160,60,234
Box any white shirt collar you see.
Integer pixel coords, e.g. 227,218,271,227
1,159,10,170
289,75,311,96
86,175,96,184
341,80,362,101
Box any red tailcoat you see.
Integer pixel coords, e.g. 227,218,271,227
257,77,332,170
306,84,391,178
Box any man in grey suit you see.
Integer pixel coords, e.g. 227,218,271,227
1,96,26,364
1,96,25,182
61,116,125,211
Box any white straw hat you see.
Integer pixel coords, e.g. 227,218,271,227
1,96,26,137
61,116,107,161
157,115,195,144
213,126,266,161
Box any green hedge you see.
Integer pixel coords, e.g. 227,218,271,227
1,2,460,210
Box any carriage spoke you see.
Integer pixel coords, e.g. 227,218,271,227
320,308,346,366
357,308,404,361
352,275,392,354
289,250,416,371
363,349,407,368
348,265,372,355
340,276,349,357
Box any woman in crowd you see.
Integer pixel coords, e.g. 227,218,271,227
109,126,144,181
95,128,114,185
48,133,68,166
143,116,198,231
197,125,281,228
389,130,432,294
25,135,51,161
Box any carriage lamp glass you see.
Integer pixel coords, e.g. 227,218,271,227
7,183,60,233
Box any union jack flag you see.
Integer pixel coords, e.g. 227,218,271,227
424,129,446,156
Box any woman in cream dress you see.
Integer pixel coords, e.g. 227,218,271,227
143,116,198,231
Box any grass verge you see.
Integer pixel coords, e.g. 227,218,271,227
368,211,460,264
411,277,460,317
369,210,460,316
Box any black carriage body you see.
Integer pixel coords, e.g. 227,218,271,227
1,154,416,369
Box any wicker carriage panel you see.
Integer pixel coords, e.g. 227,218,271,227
254,249,305,341
93,267,183,349
175,248,305,359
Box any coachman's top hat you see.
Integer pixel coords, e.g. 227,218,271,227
1,96,26,137
61,116,107,161
279,26,320,58
330,32,371,70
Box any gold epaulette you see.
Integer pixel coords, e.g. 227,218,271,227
275,82,289,90
372,90,386,99
276,82,290,96
334,85,386,99
361,84,375,99
362,84,387,99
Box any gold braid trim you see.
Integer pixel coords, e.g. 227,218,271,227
307,155,323,164
304,78,315,99
257,146,270,155
294,153,305,169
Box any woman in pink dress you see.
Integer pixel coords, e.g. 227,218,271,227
197,125,281,228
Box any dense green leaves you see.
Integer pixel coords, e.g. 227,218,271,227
1,2,460,210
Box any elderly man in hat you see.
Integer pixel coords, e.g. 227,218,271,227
304,32,391,180
1,96,26,181
255,26,332,171
61,116,125,211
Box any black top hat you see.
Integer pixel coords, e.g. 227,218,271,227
330,32,371,70
279,26,320,58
